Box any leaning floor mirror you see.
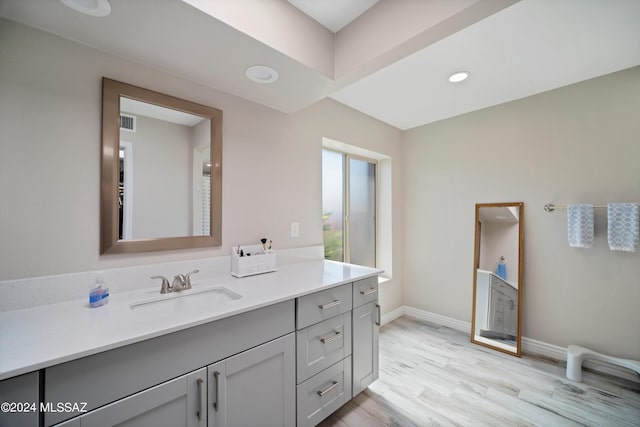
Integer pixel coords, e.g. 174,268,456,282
471,202,524,356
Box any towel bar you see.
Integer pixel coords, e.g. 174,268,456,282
544,203,608,212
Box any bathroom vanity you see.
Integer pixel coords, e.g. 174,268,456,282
0,259,381,427
474,269,517,340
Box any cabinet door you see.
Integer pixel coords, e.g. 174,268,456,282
0,372,39,427
51,417,80,426
488,288,505,332
208,333,295,427
352,300,379,397
504,296,517,337
79,368,206,427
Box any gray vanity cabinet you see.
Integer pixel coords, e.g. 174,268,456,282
352,276,380,397
45,301,294,426
207,333,295,427
3,275,381,427
56,368,207,427
475,271,517,340
0,371,40,427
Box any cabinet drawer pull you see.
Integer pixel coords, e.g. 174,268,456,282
196,378,204,421
375,303,381,326
320,331,343,344
212,371,220,411
317,381,339,396
319,299,341,310
360,288,377,296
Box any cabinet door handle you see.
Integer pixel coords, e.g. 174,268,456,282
317,381,339,396
320,331,343,344
196,378,204,421
212,371,220,411
360,288,377,296
319,299,341,310
375,303,381,326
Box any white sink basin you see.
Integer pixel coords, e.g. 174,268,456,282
130,286,242,310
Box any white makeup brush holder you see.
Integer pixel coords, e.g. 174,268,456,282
231,245,276,277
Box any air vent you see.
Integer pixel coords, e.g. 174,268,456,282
120,114,136,132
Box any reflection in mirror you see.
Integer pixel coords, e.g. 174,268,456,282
101,78,222,254
471,202,524,356
118,98,211,240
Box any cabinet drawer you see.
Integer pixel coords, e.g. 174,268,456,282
296,283,352,330
352,276,378,308
296,356,352,427
296,312,352,383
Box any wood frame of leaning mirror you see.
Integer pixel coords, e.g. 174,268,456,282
470,202,524,357
100,77,222,254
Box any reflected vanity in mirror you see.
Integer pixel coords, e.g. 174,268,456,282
471,202,524,356
101,78,222,254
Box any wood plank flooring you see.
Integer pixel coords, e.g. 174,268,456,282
319,316,640,427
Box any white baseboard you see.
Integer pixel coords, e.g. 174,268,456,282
388,305,639,383
380,306,405,326
402,306,470,332
521,336,567,361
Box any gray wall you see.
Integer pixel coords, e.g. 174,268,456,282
0,17,405,318
5,15,637,358
403,66,640,358
120,114,191,239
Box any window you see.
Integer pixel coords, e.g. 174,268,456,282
322,149,377,267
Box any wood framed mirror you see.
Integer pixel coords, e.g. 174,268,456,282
471,202,524,356
101,78,222,254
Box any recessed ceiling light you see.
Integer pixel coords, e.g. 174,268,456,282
245,65,279,84
59,0,111,16
448,71,470,83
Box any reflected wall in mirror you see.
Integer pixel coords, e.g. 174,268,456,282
471,202,524,356
101,78,222,254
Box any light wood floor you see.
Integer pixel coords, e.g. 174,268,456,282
319,316,640,427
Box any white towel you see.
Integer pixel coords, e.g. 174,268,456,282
567,204,594,248
607,203,639,252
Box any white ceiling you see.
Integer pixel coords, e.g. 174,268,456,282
286,0,380,33
330,0,640,129
1,0,639,131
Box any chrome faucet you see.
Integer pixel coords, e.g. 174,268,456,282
183,270,199,289
151,270,199,294
151,275,171,293
172,274,187,292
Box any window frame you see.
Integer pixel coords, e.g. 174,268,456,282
322,148,378,267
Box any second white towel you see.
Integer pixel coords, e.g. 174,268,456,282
608,203,639,252
567,204,594,248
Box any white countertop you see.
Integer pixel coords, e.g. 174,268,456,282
0,260,381,381
476,269,518,290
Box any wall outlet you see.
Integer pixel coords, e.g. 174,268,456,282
290,222,300,238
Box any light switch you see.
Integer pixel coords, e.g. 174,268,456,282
290,222,300,238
